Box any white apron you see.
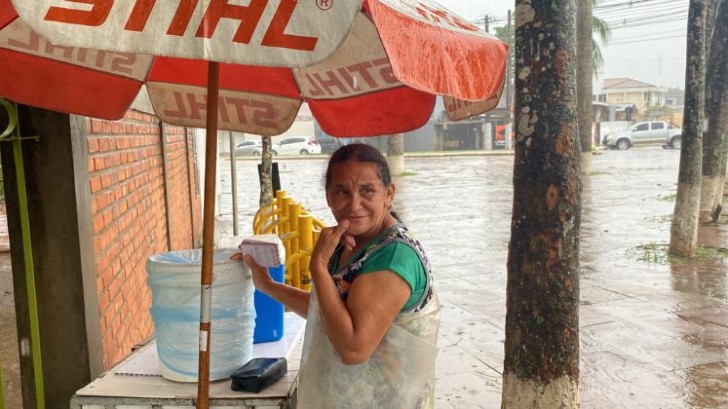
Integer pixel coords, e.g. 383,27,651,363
297,289,441,409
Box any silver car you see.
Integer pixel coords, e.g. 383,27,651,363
234,140,262,156
272,136,321,156
603,121,682,150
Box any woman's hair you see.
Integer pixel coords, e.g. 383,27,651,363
324,143,399,219
324,143,392,189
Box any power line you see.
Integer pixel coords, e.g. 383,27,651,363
472,0,689,30
595,0,687,14
600,11,688,28
595,0,682,9
606,33,686,45
471,0,689,45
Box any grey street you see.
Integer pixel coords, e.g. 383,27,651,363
216,147,728,409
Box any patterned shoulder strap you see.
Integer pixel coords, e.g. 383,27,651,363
334,224,433,313
388,226,434,313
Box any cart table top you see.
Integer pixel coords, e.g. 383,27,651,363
71,313,305,408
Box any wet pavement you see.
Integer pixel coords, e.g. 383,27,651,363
0,147,726,408
215,146,728,409
0,201,21,409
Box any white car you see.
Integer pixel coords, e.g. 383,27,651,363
234,140,262,156
272,136,321,156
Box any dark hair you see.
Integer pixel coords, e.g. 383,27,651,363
324,143,399,219
324,143,391,189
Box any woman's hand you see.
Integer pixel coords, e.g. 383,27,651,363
310,220,353,271
231,249,311,318
232,252,276,295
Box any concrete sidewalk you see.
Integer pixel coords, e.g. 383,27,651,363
216,147,728,409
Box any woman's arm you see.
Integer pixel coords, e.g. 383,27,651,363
314,266,410,364
241,254,311,318
310,222,410,364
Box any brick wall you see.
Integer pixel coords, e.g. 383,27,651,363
86,110,202,369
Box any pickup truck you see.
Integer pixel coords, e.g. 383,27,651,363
602,121,682,150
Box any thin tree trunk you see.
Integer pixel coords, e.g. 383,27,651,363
670,0,707,257
386,133,404,176
259,136,273,207
700,0,728,222
577,0,594,174
502,1,581,408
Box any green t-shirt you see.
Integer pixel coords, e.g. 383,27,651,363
353,242,427,311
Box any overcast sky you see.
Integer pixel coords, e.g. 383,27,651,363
437,0,689,91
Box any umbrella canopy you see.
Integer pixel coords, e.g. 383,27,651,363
2,0,507,137
1,1,508,407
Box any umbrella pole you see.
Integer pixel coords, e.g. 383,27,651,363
197,61,220,409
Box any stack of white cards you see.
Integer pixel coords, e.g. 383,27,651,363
238,234,286,267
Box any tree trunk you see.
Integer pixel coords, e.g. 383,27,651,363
670,0,707,257
259,136,273,207
699,0,728,223
501,2,581,408
705,0,719,52
386,133,404,176
577,0,594,174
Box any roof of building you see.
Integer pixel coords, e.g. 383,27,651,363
603,78,659,90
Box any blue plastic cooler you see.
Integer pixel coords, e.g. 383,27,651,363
253,264,285,343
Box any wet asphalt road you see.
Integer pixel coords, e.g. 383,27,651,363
0,146,725,408
216,146,728,409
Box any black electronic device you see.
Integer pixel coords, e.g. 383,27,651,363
230,357,287,393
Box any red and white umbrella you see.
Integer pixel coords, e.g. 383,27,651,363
1,0,507,406
2,0,507,136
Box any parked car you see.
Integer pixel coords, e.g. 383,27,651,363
272,136,321,155
602,121,682,150
317,135,345,154
234,140,262,156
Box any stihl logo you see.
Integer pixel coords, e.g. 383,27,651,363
1,21,148,80
379,0,478,32
415,3,476,31
43,0,319,51
164,92,279,129
152,86,294,132
302,58,400,98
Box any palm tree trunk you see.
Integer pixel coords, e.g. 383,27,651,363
259,136,273,207
577,0,594,174
386,133,404,176
501,1,581,407
670,0,707,257
699,0,728,222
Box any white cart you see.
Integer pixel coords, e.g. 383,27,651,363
70,313,305,409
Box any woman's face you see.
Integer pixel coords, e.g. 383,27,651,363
326,160,395,239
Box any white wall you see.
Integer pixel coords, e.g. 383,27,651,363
598,121,631,140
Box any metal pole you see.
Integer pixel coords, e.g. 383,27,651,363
228,131,238,236
160,124,173,250
184,128,196,246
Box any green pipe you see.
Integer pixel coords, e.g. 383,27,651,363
0,99,45,409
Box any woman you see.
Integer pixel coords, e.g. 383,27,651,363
242,143,440,408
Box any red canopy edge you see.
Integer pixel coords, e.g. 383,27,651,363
0,0,14,29
149,58,301,99
310,86,435,137
0,49,140,120
369,0,508,102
